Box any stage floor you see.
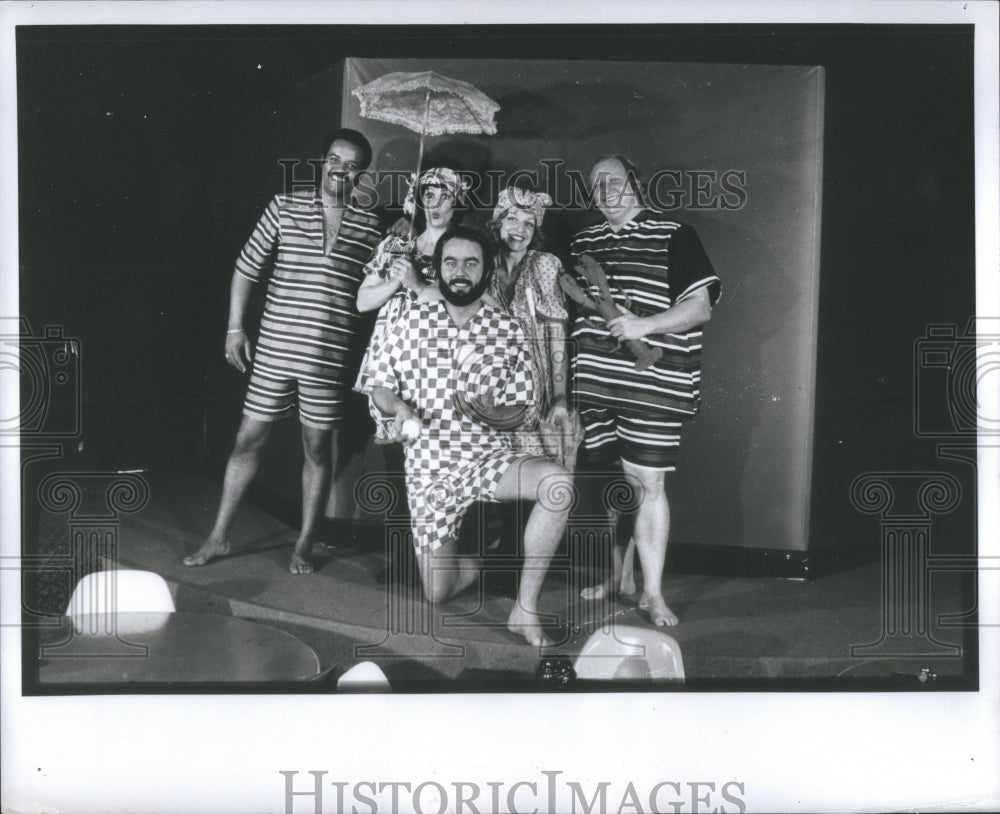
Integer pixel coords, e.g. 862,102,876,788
29,472,975,692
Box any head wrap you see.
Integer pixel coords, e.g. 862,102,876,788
403,167,468,217
493,186,553,228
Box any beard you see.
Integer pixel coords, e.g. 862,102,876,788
439,273,490,306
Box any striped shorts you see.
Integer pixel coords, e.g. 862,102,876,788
243,356,348,430
579,406,683,471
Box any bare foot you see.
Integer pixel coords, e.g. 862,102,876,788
639,593,678,627
580,537,637,599
289,547,314,575
507,605,553,647
580,576,612,601
182,538,230,567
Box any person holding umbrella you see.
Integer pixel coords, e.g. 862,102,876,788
354,167,467,442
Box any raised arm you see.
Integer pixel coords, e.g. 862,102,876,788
356,235,421,313
357,271,404,313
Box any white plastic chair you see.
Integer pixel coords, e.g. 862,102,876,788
337,661,391,692
66,569,175,634
574,625,685,683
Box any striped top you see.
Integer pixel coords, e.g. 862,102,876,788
569,210,721,417
235,191,383,382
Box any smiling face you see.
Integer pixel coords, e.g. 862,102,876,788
321,139,364,200
590,156,644,228
438,237,489,306
498,207,536,253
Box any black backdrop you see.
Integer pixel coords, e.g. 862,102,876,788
16,24,976,563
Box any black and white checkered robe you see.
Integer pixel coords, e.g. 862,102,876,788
367,299,537,551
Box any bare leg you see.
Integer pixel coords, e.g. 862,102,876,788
581,535,637,600
289,425,334,574
622,461,678,627
494,458,572,646
415,538,482,603
619,536,637,594
184,416,273,566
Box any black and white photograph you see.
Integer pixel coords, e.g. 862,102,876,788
2,1,998,812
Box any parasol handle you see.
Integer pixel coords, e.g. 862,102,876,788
408,85,433,243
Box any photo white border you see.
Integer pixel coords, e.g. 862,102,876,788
2,2,998,812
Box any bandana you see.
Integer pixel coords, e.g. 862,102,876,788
492,186,553,228
403,167,467,217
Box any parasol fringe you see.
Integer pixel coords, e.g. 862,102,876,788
354,108,497,137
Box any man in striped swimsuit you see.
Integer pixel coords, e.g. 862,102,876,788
571,155,721,625
184,128,383,574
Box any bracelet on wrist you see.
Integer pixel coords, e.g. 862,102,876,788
226,328,245,334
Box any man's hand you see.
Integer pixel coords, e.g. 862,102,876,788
544,396,571,429
224,329,253,373
393,403,420,446
607,305,649,341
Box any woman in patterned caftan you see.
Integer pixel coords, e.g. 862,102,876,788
488,186,574,460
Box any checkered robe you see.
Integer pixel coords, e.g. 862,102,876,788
366,300,537,547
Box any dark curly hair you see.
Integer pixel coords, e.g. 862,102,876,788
431,225,496,281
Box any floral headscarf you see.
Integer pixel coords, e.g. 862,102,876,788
403,167,468,217
492,186,553,228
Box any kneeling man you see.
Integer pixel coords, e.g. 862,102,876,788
367,226,571,647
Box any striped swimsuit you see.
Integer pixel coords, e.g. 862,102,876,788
235,190,382,428
569,210,720,468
